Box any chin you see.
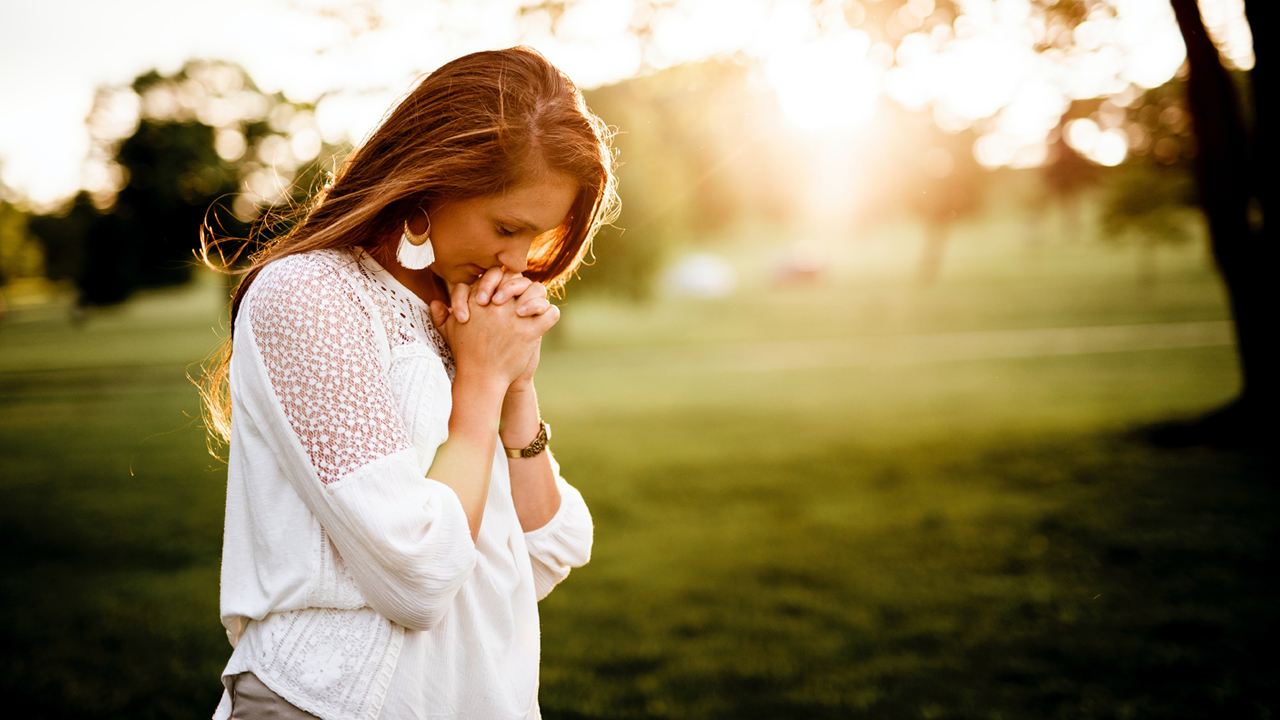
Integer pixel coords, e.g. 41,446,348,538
463,265,489,282
438,264,481,285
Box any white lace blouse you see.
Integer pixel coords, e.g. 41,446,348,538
213,248,593,720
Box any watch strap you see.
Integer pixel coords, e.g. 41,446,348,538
504,421,551,459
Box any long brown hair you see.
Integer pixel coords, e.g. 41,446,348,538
198,46,619,449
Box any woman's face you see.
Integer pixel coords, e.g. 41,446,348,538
425,171,578,287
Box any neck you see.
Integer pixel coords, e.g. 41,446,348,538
365,241,449,306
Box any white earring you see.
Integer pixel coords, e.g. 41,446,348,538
396,208,435,270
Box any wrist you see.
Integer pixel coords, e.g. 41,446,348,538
453,368,513,405
505,379,535,399
450,371,508,433
499,384,541,448
500,420,541,449
504,421,550,459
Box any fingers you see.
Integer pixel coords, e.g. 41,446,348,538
490,274,532,305
452,272,555,331
428,300,450,330
515,297,552,317
512,282,548,316
472,266,508,306
508,279,554,322
451,282,472,322
529,303,560,334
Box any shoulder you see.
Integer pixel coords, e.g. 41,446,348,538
252,248,358,300
246,248,369,329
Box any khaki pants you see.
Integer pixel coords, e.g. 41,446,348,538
229,671,543,719
228,673,320,720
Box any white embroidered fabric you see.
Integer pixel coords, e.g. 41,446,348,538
216,248,593,720
240,607,404,719
348,253,456,381
248,251,412,486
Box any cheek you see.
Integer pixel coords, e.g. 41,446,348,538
431,221,477,259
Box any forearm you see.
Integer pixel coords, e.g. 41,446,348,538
427,372,507,541
501,382,561,532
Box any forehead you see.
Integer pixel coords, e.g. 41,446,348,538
482,172,578,230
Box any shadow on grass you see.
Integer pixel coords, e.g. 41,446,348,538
1136,396,1275,455
0,366,227,720
539,432,1278,720
1,420,1275,719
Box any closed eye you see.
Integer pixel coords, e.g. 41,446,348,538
497,225,518,237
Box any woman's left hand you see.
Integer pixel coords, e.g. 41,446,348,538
469,267,541,314
429,267,555,394
508,338,541,396
494,275,553,395
429,268,554,324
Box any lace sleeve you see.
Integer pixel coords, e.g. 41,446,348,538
247,253,411,485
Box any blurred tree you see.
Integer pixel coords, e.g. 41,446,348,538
27,61,332,307
95,117,241,303
0,198,44,286
26,193,104,299
1046,80,1202,281
574,0,1269,442
901,120,985,284
581,59,790,298
1042,108,1105,245
1100,159,1200,283
867,0,1271,443
1153,0,1272,445
823,0,1273,444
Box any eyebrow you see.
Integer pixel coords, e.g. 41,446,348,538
498,214,543,233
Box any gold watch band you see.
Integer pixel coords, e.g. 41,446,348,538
504,421,551,459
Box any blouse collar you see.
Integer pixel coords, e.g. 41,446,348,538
354,246,431,311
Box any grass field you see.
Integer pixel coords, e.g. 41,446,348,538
1,222,1275,719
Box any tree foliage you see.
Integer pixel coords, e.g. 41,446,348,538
27,61,332,306
0,198,43,286
580,59,794,298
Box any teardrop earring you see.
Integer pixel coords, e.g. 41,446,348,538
396,207,435,270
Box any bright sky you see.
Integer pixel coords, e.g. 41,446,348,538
0,0,627,207
0,0,1254,208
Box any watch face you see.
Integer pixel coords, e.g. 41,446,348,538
510,422,550,458
524,423,549,458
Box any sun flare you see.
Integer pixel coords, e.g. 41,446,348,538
766,31,881,132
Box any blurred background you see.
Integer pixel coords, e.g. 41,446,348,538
0,0,1274,718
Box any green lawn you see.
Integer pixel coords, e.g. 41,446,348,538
1,228,1274,719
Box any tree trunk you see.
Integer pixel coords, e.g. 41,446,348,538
1137,236,1158,287
1060,193,1078,243
918,218,949,285
1242,1,1273,230
1164,0,1273,446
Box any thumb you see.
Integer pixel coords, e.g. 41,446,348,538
429,300,450,330
451,282,472,323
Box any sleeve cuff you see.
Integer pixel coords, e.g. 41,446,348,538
524,475,593,599
320,449,478,630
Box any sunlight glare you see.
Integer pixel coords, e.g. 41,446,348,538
767,31,880,131
1197,0,1255,69
1064,117,1129,166
1112,0,1187,89
1093,129,1129,166
652,0,770,67
0,0,1255,203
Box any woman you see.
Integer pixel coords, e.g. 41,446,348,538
201,47,618,719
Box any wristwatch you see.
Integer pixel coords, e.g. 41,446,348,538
504,421,551,459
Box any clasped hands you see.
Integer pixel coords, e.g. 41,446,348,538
427,267,557,394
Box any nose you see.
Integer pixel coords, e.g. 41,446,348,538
498,240,531,274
